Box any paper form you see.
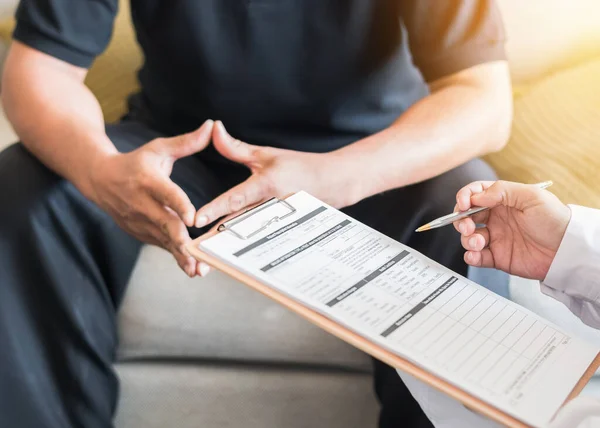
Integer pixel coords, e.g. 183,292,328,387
199,192,600,427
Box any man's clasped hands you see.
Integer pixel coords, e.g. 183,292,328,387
87,119,355,277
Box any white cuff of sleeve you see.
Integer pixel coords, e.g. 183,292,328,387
542,205,600,303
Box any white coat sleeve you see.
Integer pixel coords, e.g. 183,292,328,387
541,205,600,329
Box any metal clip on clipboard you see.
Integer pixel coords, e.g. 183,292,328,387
217,197,297,240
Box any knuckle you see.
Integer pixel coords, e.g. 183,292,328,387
171,201,186,215
160,220,171,234
170,230,186,245
120,205,135,221
161,236,172,250
147,137,166,153
176,243,188,255
158,188,176,207
133,167,152,189
146,234,160,247
261,173,278,195
135,153,157,174
139,177,154,192
172,191,189,210
228,192,246,212
137,146,155,160
248,145,262,159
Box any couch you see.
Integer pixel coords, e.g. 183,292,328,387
0,1,599,427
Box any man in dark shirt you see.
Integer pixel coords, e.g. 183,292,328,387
0,1,512,427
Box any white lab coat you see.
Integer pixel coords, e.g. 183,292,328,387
398,205,600,428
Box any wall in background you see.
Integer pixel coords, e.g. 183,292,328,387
498,0,600,83
0,0,16,19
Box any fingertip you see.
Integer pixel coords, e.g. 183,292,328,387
185,259,196,278
198,262,211,277
457,218,476,236
456,189,470,211
468,235,480,251
212,121,229,146
455,192,463,210
464,251,480,266
195,214,209,229
193,119,213,139
466,218,478,234
215,120,226,135
184,211,195,228
453,221,460,233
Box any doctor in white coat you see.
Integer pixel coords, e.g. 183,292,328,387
398,180,600,428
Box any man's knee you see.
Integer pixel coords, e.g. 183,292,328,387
0,143,63,224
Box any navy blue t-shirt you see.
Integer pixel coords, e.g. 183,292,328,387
13,0,505,152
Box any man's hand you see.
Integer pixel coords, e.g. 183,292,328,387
87,120,214,277
194,121,357,229
454,180,571,280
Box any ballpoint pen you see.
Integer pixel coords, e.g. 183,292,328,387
415,181,553,233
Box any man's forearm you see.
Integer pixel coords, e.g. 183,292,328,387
328,61,513,203
2,42,116,199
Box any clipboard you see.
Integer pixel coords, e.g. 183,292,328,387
187,194,600,428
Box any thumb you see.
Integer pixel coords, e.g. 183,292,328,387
471,181,546,211
212,120,259,165
160,119,214,159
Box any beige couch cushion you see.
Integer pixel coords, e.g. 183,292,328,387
115,363,378,428
117,246,372,371
486,57,600,208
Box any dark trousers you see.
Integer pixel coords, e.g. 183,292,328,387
0,119,497,428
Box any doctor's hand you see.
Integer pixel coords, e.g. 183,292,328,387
193,121,358,230
453,181,571,281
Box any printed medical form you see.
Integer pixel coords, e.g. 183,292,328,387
199,192,600,427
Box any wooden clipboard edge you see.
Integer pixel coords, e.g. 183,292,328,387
563,351,600,402
187,231,530,428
